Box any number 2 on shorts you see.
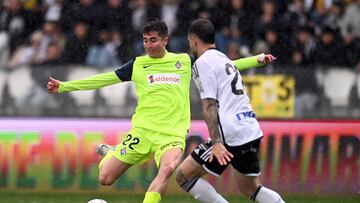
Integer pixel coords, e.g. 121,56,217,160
122,134,140,150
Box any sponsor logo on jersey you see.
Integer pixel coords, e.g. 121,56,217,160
175,61,182,69
160,141,183,150
148,73,180,84
143,65,152,69
236,111,256,121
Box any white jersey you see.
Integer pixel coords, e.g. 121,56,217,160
193,49,263,146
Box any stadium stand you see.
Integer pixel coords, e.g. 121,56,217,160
357,74,360,100
67,67,99,115
0,0,359,119
0,69,6,105
323,68,356,116
7,66,35,109
98,68,137,116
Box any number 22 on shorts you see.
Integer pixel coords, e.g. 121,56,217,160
122,134,140,150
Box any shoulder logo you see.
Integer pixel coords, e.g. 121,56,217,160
143,65,152,69
175,61,182,69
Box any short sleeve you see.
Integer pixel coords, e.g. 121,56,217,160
115,58,135,81
192,59,217,99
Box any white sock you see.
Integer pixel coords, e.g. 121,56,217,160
188,178,228,203
255,186,285,203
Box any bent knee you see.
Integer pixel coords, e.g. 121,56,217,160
159,164,177,180
98,172,115,186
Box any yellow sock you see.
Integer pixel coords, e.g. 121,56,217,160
98,150,114,170
143,192,161,203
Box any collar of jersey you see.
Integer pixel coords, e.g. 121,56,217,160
147,50,168,60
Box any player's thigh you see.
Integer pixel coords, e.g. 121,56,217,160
99,155,132,180
229,139,262,196
157,147,183,178
230,139,261,176
153,133,185,168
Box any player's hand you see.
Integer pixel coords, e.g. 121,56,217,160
47,76,61,94
209,142,234,165
258,54,277,64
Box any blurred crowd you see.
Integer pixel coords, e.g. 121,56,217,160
0,0,359,67
0,0,360,118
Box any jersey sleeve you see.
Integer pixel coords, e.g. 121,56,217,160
59,71,121,93
233,54,264,71
192,59,217,100
115,58,135,81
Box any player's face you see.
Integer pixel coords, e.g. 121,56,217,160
143,31,168,58
188,34,198,57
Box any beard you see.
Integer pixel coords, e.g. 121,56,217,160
190,47,198,58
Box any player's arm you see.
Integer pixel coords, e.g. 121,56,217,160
233,53,277,71
193,59,233,165
47,59,134,94
47,72,121,94
201,98,233,165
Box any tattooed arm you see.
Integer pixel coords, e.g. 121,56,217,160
201,98,233,165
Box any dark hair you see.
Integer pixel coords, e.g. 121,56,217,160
188,19,215,44
321,26,335,35
143,20,168,37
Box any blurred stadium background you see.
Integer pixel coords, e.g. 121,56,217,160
0,0,359,202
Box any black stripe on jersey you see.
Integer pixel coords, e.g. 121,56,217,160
216,100,226,143
217,113,226,144
115,58,135,82
192,62,199,78
189,55,196,66
189,55,197,78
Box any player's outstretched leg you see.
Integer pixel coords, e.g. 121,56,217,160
176,156,228,203
142,148,183,203
96,144,115,157
96,143,132,186
96,144,115,169
235,173,285,203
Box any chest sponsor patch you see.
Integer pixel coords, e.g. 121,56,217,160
148,73,180,85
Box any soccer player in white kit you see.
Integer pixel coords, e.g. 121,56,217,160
175,19,285,203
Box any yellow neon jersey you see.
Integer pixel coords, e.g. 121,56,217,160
117,52,192,137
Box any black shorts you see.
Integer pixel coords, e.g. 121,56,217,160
191,138,261,176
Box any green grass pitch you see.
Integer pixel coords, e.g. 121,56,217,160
0,192,359,203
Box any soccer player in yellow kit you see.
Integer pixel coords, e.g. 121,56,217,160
47,20,273,203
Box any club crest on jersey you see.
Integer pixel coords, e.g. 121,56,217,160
120,147,127,155
175,61,182,69
148,73,180,85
